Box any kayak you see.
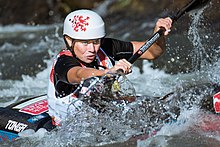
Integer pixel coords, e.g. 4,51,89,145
0,80,219,142
0,75,134,142
0,95,55,141
0,93,171,142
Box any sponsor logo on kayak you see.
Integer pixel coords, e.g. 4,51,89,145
19,99,48,115
213,92,220,113
5,120,28,133
27,114,47,123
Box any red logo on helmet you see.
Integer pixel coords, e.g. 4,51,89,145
72,15,90,32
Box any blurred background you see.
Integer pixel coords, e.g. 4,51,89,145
0,1,220,146
0,0,219,27
0,0,219,80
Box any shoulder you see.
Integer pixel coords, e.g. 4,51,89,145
54,52,81,82
55,51,81,70
57,49,73,57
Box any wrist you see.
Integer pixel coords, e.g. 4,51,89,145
104,69,110,74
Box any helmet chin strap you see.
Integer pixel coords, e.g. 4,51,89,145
63,35,73,50
63,35,76,57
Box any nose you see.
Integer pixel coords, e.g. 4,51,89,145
87,43,96,52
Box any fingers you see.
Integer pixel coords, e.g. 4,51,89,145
110,59,132,74
155,17,173,36
117,59,132,74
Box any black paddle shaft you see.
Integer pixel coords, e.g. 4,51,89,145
128,0,211,64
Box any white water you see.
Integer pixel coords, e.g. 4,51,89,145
1,4,220,147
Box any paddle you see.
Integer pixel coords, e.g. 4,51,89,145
112,0,211,100
13,0,211,112
81,0,211,95
40,0,212,102
128,0,211,64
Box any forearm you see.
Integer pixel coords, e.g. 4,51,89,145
146,26,166,59
67,67,108,84
151,35,166,58
131,38,165,60
131,17,171,60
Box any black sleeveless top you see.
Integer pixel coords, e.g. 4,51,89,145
54,38,134,98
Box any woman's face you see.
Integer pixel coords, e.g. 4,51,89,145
73,39,101,63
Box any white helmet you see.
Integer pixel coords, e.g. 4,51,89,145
63,9,105,40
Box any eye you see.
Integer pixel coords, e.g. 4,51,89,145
82,41,88,45
93,39,101,45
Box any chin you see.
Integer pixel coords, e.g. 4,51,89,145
84,59,94,64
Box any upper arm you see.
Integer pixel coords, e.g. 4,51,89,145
54,55,81,83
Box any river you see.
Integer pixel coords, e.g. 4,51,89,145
0,1,220,147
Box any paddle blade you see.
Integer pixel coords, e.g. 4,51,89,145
184,0,211,12
173,0,211,21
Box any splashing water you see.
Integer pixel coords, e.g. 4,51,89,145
1,1,220,146
187,5,210,70
208,60,220,85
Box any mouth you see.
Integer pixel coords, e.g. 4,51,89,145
86,55,95,60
